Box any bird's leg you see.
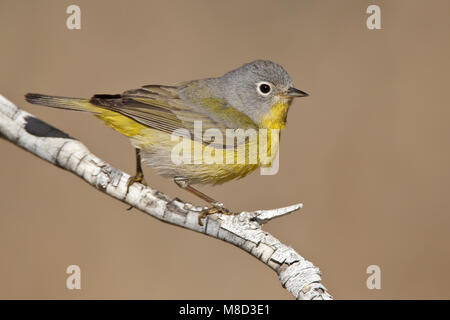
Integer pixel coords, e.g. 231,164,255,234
174,177,232,226
126,148,148,210
127,148,147,192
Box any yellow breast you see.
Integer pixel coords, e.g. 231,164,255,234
259,99,291,130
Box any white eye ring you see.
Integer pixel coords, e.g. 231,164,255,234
256,81,273,96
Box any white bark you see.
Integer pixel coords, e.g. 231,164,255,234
0,94,332,300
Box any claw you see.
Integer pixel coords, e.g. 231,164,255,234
126,175,147,211
198,203,232,226
126,174,147,193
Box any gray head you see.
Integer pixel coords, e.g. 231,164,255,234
217,60,308,123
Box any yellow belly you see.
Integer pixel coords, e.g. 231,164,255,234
131,128,278,185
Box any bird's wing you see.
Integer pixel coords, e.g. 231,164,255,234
89,84,258,148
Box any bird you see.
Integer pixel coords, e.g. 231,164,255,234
25,60,308,224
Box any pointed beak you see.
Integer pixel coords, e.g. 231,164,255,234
285,87,309,98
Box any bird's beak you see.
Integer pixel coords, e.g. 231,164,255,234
284,87,309,98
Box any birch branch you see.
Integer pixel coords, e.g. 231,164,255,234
0,94,332,300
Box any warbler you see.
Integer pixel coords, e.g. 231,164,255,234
25,60,308,223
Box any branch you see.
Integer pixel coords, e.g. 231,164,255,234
0,94,332,300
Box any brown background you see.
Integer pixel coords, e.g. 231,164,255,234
1,0,449,299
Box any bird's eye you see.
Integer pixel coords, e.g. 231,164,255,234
257,82,272,96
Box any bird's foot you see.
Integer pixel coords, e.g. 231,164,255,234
198,202,232,226
126,174,147,192
126,174,147,211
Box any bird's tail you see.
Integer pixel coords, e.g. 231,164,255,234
25,93,149,138
25,93,98,113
